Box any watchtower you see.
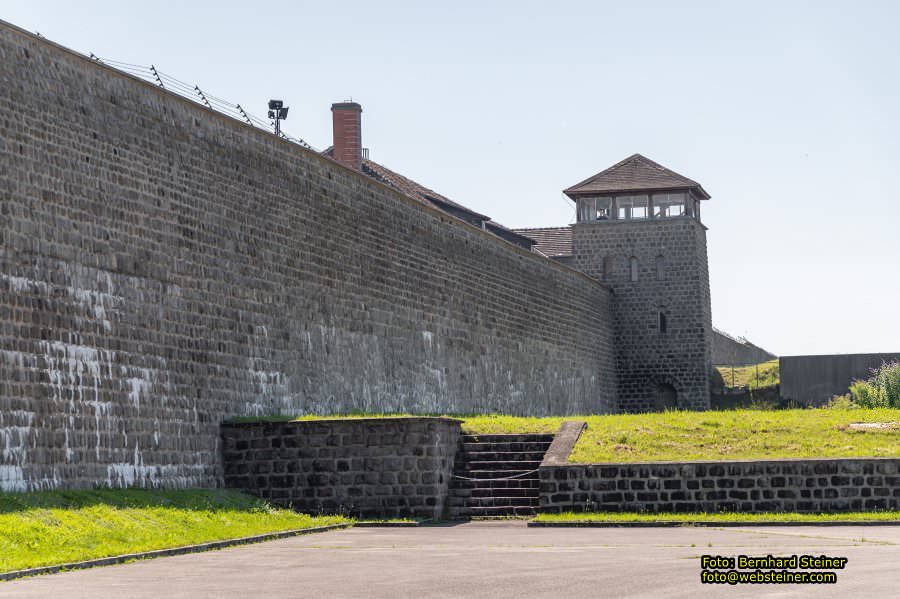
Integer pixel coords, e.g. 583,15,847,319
566,154,713,411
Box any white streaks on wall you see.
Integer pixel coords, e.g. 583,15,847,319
0,465,26,492
125,368,155,407
0,271,123,334
41,340,115,461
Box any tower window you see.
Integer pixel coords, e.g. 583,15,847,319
617,195,649,220
577,196,612,222
603,256,614,280
629,257,638,282
656,255,666,281
651,192,686,218
658,311,667,334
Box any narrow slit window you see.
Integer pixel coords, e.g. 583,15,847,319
603,256,614,280
629,256,638,282
658,311,667,334
656,255,666,281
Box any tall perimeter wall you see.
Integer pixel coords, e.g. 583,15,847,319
0,22,617,491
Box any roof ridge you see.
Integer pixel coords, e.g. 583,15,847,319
563,153,708,199
511,226,572,232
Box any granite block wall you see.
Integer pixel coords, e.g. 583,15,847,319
572,218,713,411
0,21,616,492
540,459,900,513
221,418,460,519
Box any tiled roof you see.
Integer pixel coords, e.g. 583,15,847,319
323,147,535,250
512,227,572,257
362,160,490,224
564,153,710,199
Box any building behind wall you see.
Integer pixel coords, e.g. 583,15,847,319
518,155,714,411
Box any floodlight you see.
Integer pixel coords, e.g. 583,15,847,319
267,99,289,136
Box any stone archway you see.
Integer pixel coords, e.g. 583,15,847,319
654,383,678,411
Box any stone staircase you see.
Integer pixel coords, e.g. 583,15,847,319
447,433,554,518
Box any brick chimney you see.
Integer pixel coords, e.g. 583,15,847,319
331,102,363,170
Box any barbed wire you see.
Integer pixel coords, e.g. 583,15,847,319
90,54,316,151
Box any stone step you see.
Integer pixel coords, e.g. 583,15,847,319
449,478,540,490
450,487,537,498
447,496,539,508
447,505,537,518
456,451,548,462
460,460,542,471
452,469,539,480
461,442,552,453
449,431,553,518
460,434,555,444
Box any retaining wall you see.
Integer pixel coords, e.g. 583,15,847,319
221,418,460,519
0,21,616,491
540,459,900,513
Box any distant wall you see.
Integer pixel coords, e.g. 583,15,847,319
0,22,617,492
711,330,775,366
780,353,900,405
221,418,460,519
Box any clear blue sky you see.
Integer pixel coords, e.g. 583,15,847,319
5,1,899,356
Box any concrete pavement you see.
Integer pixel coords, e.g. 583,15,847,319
2,521,898,598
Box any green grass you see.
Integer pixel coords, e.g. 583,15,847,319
463,409,900,463
715,359,779,390
226,412,450,423
0,489,349,573
533,511,900,524
231,408,900,463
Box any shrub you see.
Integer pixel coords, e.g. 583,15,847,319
826,394,855,409
849,379,883,408
872,361,900,407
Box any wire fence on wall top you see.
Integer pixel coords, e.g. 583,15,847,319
89,54,316,151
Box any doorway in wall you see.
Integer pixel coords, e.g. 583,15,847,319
654,383,678,411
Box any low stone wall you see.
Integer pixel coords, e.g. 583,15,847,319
221,417,461,519
540,459,900,513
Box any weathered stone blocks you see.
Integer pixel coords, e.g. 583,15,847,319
0,22,616,491
221,418,460,519
540,458,900,513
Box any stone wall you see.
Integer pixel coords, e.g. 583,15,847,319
0,22,617,492
711,330,776,367
781,353,900,406
540,459,900,513
572,218,712,411
221,418,460,519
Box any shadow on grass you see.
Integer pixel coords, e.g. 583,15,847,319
0,488,271,514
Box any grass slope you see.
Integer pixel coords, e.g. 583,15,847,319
533,511,900,524
461,409,900,463
232,408,900,463
0,489,349,573
716,359,779,390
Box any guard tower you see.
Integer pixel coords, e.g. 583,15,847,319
566,154,713,411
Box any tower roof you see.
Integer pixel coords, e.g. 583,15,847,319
564,154,710,200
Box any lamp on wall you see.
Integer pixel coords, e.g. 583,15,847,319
267,99,289,136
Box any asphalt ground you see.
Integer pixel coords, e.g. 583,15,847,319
2,521,898,598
